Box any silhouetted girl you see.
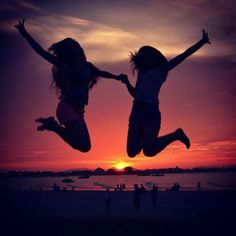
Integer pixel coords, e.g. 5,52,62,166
122,30,210,157
15,19,124,152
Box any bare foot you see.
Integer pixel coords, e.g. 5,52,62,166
35,116,59,131
176,128,190,149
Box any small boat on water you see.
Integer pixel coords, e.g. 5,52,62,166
137,173,164,176
62,178,74,183
150,173,164,176
78,175,90,179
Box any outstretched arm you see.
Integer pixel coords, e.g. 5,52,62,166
161,30,210,72
89,63,123,80
121,75,135,98
98,70,121,80
15,19,59,65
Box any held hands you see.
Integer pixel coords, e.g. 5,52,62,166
201,29,211,44
117,74,129,84
15,19,26,34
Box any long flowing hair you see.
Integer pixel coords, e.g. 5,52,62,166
48,38,97,98
130,46,168,80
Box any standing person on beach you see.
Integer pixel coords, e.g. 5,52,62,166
133,184,141,212
15,19,125,152
197,182,201,191
150,184,158,212
105,189,111,213
121,30,210,157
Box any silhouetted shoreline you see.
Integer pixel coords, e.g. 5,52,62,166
0,166,235,178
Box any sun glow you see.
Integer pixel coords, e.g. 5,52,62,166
113,160,131,170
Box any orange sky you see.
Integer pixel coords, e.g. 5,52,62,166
0,0,236,171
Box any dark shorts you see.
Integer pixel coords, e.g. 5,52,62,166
129,101,161,131
56,100,85,125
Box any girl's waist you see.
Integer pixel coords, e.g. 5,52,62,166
61,93,88,106
133,99,159,107
132,100,160,114
60,97,86,109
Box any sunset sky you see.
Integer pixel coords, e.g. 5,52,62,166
0,0,236,171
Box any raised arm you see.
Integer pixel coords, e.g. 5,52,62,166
15,19,59,65
161,30,210,72
121,75,135,98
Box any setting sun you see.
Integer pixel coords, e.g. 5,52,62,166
113,160,131,170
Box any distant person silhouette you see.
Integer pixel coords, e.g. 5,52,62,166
105,188,111,213
15,19,125,152
115,184,120,191
121,30,210,157
140,184,147,194
197,181,201,191
170,182,180,191
53,183,60,191
150,184,158,211
133,184,141,212
122,183,127,191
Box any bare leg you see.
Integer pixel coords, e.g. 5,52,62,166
36,117,91,152
143,128,190,157
127,122,143,158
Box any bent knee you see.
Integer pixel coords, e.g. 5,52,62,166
127,151,137,158
127,148,139,158
143,147,156,157
80,145,91,153
72,143,91,152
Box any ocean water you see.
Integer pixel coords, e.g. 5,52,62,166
1,172,236,191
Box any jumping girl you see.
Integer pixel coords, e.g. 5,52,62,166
15,19,124,152
121,30,210,157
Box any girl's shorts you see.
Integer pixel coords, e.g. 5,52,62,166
56,100,85,125
129,100,161,130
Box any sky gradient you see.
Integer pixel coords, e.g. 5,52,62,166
0,0,236,171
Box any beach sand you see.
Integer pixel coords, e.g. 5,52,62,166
1,191,235,236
